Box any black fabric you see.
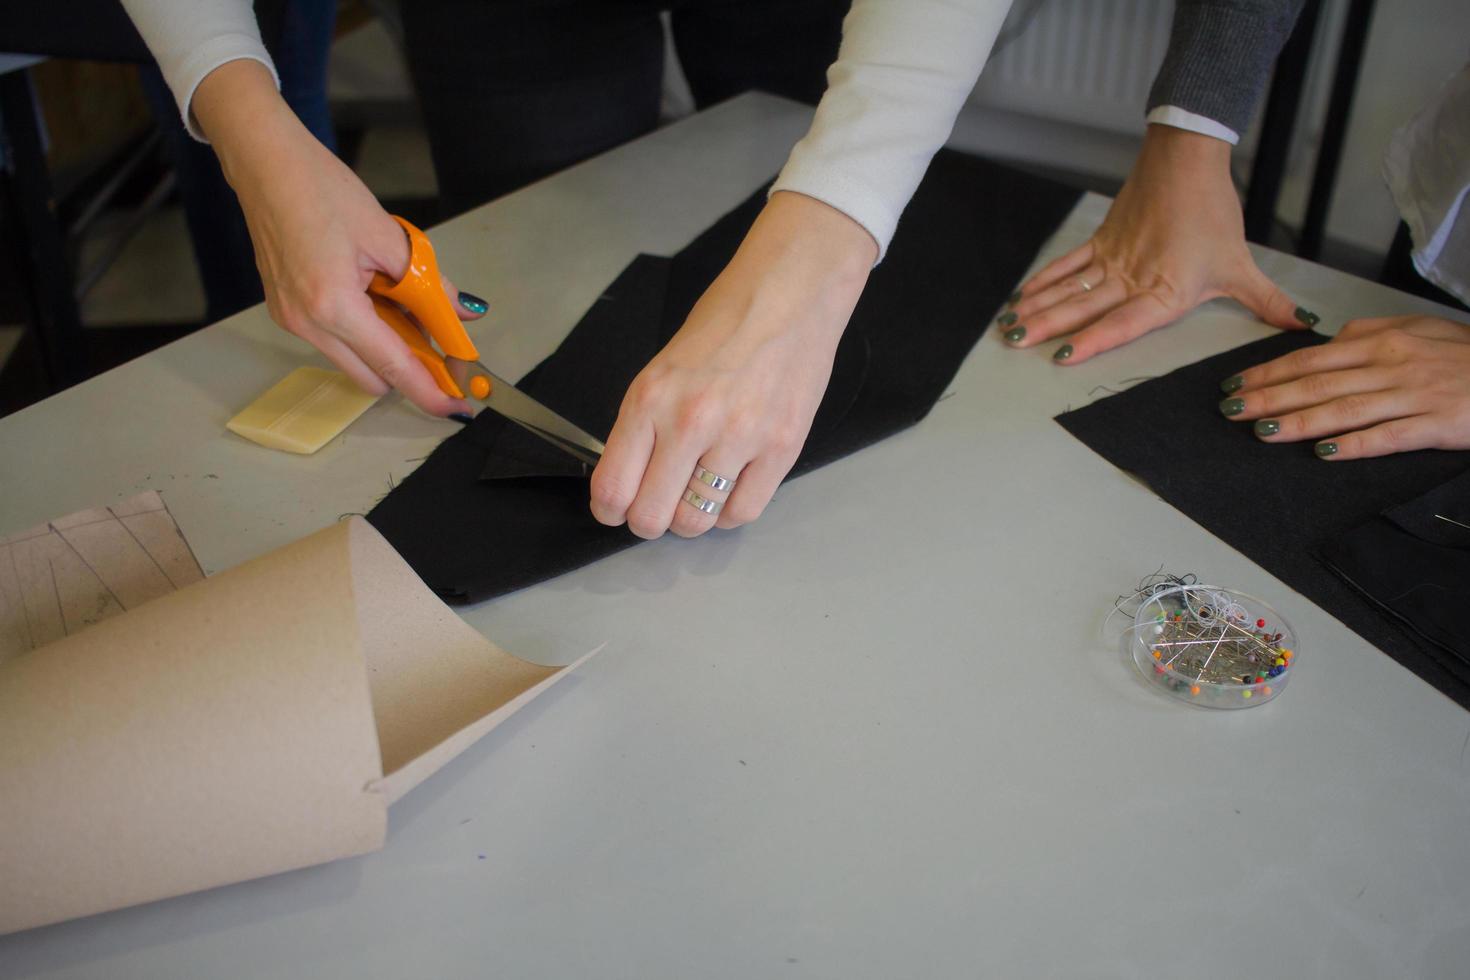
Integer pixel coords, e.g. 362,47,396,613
369,149,1083,602
1056,330,1470,709
1320,472,1470,675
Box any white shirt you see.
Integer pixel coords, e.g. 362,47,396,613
120,0,1014,261
1383,64,1470,306
1145,105,1241,145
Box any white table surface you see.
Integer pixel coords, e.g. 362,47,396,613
3,93,1469,980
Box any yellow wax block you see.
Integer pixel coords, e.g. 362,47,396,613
227,367,380,454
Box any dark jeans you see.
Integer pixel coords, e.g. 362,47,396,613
141,0,338,323
400,0,848,215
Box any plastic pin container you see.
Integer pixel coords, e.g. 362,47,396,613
1130,585,1298,709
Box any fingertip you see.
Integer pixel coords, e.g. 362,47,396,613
439,273,489,320
458,292,489,318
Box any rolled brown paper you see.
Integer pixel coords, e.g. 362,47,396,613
0,518,596,934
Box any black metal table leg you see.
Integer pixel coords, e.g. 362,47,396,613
0,66,88,389
1244,0,1324,246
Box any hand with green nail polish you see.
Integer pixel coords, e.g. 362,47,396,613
1007,125,1310,365
1220,314,1470,459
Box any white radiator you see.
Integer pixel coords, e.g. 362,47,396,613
971,0,1177,136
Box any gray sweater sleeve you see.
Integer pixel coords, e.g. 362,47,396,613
1146,0,1308,135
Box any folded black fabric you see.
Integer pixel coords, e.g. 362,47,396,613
369,149,1082,603
1056,330,1470,709
1321,471,1470,674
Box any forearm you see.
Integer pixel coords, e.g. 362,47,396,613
120,0,278,140
772,0,1013,261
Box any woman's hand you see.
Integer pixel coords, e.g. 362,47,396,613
1218,314,1470,459
193,60,482,416
590,191,876,539
1003,124,1313,364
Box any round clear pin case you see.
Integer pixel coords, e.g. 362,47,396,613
1130,584,1298,709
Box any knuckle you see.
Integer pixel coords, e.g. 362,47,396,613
625,508,668,540
721,411,762,451
1333,392,1374,422
722,496,767,526
302,290,340,327
768,423,808,461
373,357,411,389
675,389,722,437
1299,372,1336,402
1289,347,1324,374
589,472,635,514
1277,413,1308,438
669,510,714,539
1379,420,1411,453
623,502,670,540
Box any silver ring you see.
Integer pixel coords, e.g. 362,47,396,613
694,464,736,492
1075,275,1093,292
682,488,722,515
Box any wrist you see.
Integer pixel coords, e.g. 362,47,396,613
746,191,876,294
1141,122,1233,170
192,59,307,192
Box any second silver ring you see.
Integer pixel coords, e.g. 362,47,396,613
682,488,722,515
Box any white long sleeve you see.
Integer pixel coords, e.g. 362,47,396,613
122,0,1010,256
771,0,1013,261
119,0,279,141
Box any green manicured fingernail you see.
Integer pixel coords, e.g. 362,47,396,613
1220,374,1244,394
1004,325,1026,345
997,311,1017,326
1053,344,1073,362
458,291,489,314
1294,306,1320,327
1315,441,1338,458
1254,419,1280,437
1219,397,1246,417
1007,290,1022,306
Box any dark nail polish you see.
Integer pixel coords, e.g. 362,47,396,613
1053,344,1073,362
1219,397,1246,417
1294,306,1320,328
449,412,474,425
1253,419,1280,437
1004,325,1027,345
1007,290,1022,306
458,291,489,315
1315,441,1338,458
1220,374,1244,394
997,311,1018,326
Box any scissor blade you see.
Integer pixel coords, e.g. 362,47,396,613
456,360,606,466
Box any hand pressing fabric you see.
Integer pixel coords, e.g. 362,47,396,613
1220,314,1470,459
1001,124,1314,364
590,191,876,538
194,60,483,418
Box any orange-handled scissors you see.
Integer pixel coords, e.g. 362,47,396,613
367,215,606,467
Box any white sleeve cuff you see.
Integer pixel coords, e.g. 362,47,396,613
173,40,280,142
769,164,894,264
1146,105,1240,146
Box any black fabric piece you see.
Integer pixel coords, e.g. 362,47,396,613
369,149,1083,603
1320,471,1470,673
1056,330,1470,709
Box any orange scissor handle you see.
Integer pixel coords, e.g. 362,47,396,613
369,296,465,398
368,213,480,363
